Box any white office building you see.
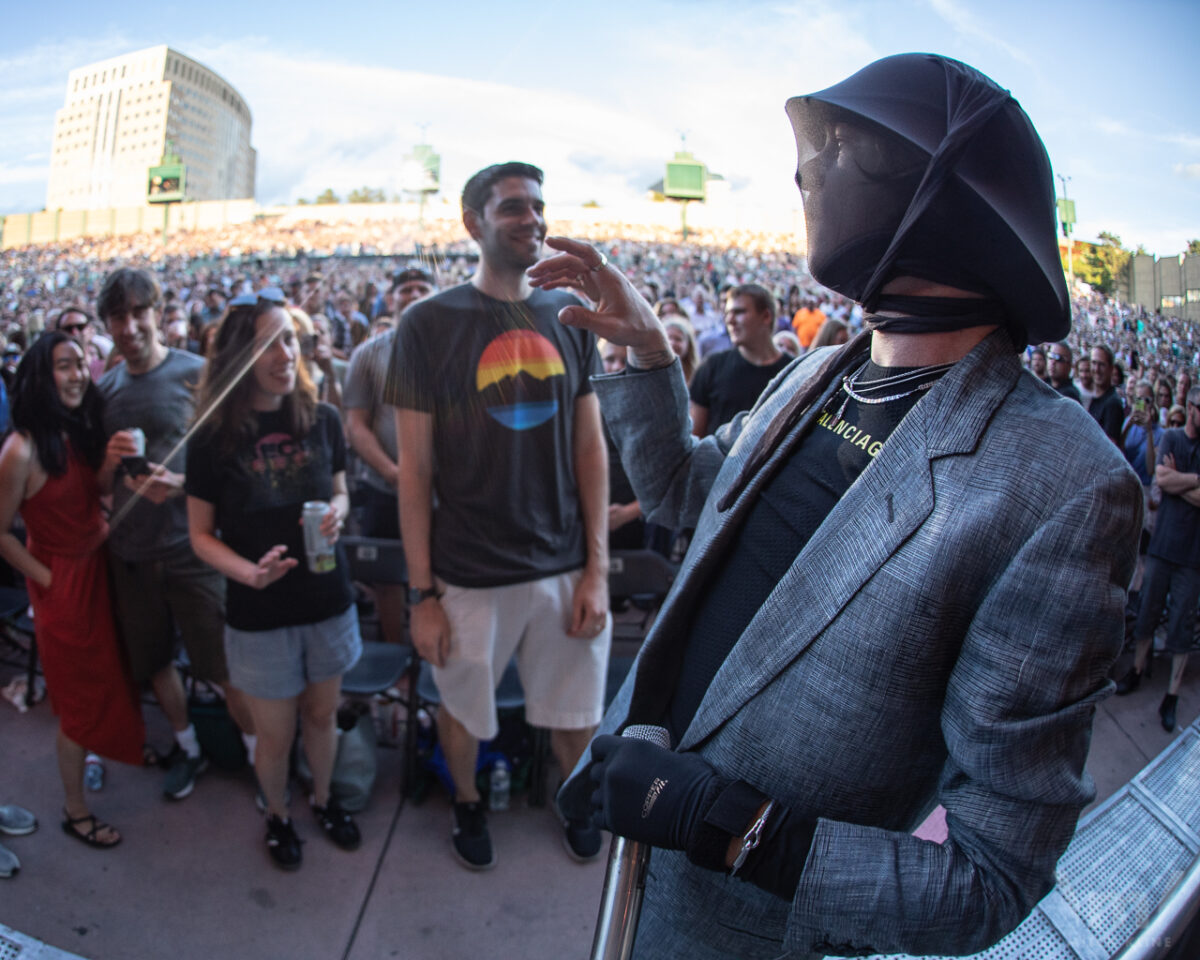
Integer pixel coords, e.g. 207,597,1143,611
45,45,256,211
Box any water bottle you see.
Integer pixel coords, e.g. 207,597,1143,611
489,758,510,811
84,752,105,791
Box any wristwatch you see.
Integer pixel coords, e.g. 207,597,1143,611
406,585,440,605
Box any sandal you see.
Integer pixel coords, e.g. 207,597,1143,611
142,743,162,767
61,810,121,848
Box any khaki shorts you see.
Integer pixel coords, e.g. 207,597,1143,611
433,570,611,741
108,546,228,684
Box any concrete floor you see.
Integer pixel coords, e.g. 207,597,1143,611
0,646,1196,960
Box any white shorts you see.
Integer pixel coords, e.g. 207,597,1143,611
433,570,611,741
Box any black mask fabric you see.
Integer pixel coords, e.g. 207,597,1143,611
785,54,1070,349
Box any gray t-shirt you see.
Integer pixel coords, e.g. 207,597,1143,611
98,349,204,562
343,329,397,494
385,283,599,588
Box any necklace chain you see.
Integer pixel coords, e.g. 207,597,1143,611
829,359,953,422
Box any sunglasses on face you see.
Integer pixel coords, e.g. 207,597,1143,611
1049,354,1068,363
61,322,88,333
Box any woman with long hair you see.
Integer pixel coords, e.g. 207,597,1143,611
663,317,700,386
185,292,362,870
0,331,145,847
810,317,850,349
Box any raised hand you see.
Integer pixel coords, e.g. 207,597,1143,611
528,237,675,369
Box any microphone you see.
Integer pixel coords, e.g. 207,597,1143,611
590,724,672,960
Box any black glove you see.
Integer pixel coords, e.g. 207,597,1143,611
589,734,719,851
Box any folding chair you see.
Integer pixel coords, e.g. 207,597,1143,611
339,536,415,792
606,549,678,705
0,581,38,710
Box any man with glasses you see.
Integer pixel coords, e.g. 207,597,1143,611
54,307,108,380
97,268,255,800
1046,342,1081,403
1117,387,1200,732
1088,345,1123,445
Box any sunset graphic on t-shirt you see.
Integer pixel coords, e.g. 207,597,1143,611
475,329,565,430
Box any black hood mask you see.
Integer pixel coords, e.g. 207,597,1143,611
786,53,1069,348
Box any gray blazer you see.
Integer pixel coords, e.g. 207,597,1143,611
562,330,1143,959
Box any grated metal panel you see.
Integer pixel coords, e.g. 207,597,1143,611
1054,792,1192,954
1140,729,1200,835
848,907,1080,960
0,934,21,960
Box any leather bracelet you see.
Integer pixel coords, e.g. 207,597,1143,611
729,799,776,876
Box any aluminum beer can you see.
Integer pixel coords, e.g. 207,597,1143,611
302,501,337,574
127,427,145,455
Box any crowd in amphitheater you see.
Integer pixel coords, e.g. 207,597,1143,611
0,161,1196,941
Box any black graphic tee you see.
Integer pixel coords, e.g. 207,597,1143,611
668,360,935,739
386,283,601,588
185,403,353,630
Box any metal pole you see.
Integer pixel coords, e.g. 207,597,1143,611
1057,173,1074,290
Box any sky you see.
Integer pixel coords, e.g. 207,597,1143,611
1,0,1197,255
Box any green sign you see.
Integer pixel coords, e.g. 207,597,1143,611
149,145,186,204
664,151,706,202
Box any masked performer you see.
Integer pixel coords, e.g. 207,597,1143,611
541,54,1143,959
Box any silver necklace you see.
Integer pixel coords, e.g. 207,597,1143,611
830,359,953,422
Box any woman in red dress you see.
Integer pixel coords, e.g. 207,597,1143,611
0,331,144,848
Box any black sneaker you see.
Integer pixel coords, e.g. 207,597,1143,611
562,815,603,862
265,815,303,870
311,797,361,851
162,748,208,800
451,801,494,870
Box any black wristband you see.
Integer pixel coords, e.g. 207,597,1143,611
735,806,816,900
684,778,768,873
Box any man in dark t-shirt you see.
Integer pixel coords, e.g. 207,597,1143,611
1047,341,1082,403
387,162,609,871
1088,344,1123,444
689,284,792,436
1116,386,1200,731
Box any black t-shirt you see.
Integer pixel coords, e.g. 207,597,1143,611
1089,387,1123,442
185,403,354,631
668,359,934,741
1148,428,1200,569
1053,380,1082,404
689,349,793,433
385,283,600,587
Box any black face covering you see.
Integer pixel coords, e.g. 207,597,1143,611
786,54,1070,348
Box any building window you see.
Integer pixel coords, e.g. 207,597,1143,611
1187,290,1200,304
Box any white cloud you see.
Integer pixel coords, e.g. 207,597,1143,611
1174,163,1200,179
1095,116,1136,137
1162,132,1200,151
182,8,873,214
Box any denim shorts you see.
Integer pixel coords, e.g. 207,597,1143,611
224,604,362,699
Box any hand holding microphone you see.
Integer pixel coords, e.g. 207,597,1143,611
588,733,720,852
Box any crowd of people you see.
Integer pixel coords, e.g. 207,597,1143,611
0,186,1195,890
